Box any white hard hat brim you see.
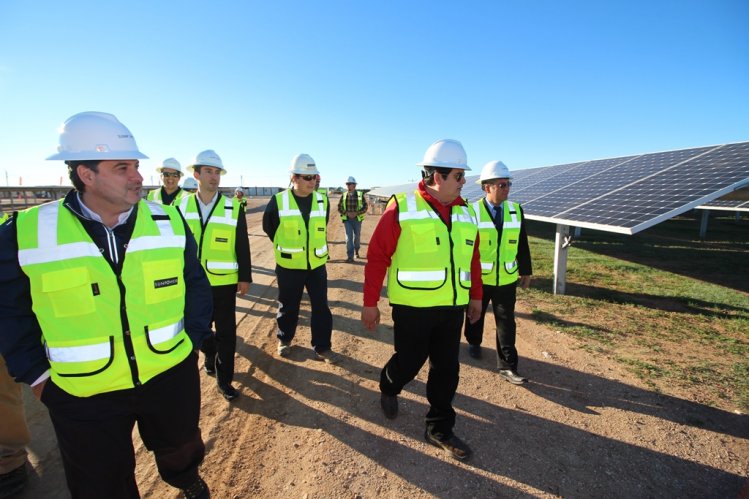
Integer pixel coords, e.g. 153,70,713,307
416,160,471,171
47,150,148,161
187,164,227,175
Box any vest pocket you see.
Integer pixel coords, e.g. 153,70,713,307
210,229,232,250
47,336,114,377
396,268,447,290
408,224,438,254
40,267,96,318
143,260,183,304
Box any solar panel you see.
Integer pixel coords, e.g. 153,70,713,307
369,141,749,234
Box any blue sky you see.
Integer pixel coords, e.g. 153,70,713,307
1,0,747,189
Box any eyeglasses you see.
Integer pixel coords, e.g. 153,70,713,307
295,174,316,181
161,172,181,178
494,181,512,189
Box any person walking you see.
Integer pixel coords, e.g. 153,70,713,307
361,139,482,461
147,158,189,205
262,154,338,364
0,111,213,499
338,176,367,262
0,354,30,498
464,160,533,384
179,150,252,402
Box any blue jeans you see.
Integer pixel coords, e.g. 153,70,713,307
343,218,362,258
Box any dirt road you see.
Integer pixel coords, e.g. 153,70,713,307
16,197,748,498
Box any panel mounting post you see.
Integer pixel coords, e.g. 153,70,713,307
553,224,570,295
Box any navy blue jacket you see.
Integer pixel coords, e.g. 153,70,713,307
0,190,213,385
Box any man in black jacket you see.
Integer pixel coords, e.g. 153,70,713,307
0,112,213,498
464,160,533,385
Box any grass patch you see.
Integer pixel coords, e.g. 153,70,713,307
524,213,749,412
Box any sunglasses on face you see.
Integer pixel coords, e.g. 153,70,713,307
441,172,465,182
494,181,512,189
161,172,181,178
295,174,316,181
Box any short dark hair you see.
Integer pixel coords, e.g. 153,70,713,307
421,166,452,186
66,160,100,192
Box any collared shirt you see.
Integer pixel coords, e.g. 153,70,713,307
77,192,134,228
196,191,219,224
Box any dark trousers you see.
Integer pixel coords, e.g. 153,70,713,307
275,264,333,353
41,353,205,499
380,305,463,436
464,283,519,371
201,284,237,386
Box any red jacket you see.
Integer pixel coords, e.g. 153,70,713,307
363,180,483,307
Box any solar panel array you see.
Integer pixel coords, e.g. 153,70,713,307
368,141,749,234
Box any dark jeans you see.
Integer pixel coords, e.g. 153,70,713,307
343,218,362,258
380,305,464,436
275,264,333,352
200,284,238,386
464,283,518,371
41,353,205,499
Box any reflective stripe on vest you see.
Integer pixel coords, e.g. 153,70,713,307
387,191,477,307
16,200,192,397
273,190,329,270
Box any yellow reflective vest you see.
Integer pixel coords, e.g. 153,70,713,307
147,187,188,205
472,199,522,286
273,190,329,270
340,190,365,221
179,193,240,286
387,191,478,307
16,200,192,397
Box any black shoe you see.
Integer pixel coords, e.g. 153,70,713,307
380,393,398,419
0,462,28,498
498,369,527,385
424,430,472,461
345,257,354,263
182,477,210,499
355,250,360,258
218,383,239,401
203,362,216,376
468,344,482,359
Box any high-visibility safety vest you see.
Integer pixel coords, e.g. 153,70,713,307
340,190,365,221
273,190,329,270
387,191,478,307
16,200,192,397
472,199,522,286
178,193,241,286
147,187,188,206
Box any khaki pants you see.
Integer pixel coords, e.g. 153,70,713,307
0,354,29,473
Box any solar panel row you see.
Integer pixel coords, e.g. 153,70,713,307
368,141,749,234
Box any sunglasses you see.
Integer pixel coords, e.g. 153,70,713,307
494,181,512,189
441,172,465,182
295,174,316,181
161,172,181,178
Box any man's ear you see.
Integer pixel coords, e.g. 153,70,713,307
77,165,96,187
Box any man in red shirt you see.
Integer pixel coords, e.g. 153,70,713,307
361,139,482,461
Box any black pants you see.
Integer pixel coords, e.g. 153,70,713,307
275,264,333,353
380,305,463,436
464,283,519,371
41,353,205,499
201,284,238,386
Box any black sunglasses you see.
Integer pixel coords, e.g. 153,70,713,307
295,174,316,181
161,172,181,178
494,181,512,189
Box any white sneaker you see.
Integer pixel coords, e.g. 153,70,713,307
277,341,291,357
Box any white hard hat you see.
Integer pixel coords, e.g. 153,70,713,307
416,139,470,171
187,149,226,174
46,111,148,161
477,160,512,183
346,176,357,184
235,187,244,193
156,157,182,174
182,177,198,190
289,153,320,175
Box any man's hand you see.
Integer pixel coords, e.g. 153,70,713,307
237,281,250,295
518,275,532,290
346,211,357,219
361,306,380,331
466,299,482,324
32,379,47,400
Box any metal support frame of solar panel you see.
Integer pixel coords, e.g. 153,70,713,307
696,184,749,212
